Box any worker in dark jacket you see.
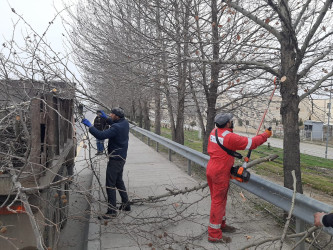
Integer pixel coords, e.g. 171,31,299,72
93,110,108,155
82,107,130,219
314,212,333,227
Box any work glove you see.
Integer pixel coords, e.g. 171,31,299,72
82,118,92,127
264,127,272,138
98,110,108,119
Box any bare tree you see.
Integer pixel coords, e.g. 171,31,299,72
197,0,333,192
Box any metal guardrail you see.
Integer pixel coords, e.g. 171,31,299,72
131,126,333,240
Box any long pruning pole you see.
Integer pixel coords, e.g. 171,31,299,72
244,77,278,165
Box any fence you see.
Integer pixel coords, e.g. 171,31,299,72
130,125,333,250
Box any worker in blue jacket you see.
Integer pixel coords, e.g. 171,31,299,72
82,107,131,219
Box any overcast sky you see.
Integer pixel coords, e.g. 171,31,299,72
0,0,82,80
0,0,70,52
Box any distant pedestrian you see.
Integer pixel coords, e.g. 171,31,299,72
93,110,108,155
82,107,131,219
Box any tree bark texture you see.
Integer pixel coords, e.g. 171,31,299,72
143,100,151,131
203,0,219,154
280,32,303,193
154,0,162,135
174,1,190,145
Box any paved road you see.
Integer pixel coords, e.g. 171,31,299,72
236,131,333,159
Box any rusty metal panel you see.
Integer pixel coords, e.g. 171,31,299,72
30,99,41,175
54,97,60,156
0,175,14,195
59,99,65,148
46,94,56,163
67,99,74,140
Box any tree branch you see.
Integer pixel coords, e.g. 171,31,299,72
293,0,312,29
185,57,279,76
280,170,296,249
21,177,72,194
299,0,332,58
299,70,333,100
239,226,318,250
297,45,332,80
131,154,279,204
221,0,282,41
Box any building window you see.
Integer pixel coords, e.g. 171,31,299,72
238,119,243,127
305,125,313,131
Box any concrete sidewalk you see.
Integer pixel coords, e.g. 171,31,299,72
86,133,292,249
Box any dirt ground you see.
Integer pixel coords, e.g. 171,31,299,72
151,145,333,249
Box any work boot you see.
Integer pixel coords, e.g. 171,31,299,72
118,203,131,211
208,236,232,243
222,225,237,233
98,211,117,220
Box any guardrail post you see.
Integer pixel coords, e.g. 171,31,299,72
295,218,305,250
187,160,191,176
156,142,159,152
168,149,172,161
148,138,150,146
141,134,144,141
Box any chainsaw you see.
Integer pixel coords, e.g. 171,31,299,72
230,165,251,183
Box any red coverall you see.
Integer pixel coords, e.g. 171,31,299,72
206,127,269,241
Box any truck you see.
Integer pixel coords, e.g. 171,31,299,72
0,80,77,250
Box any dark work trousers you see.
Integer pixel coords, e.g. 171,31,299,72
105,159,129,214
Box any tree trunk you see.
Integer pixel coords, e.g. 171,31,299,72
154,0,162,135
154,79,161,135
188,62,206,148
137,100,143,128
143,100,150,131
280,41,303,193
173,1,189,145
203,0,219,154
161,41,176,140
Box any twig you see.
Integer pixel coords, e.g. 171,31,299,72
280,170,297,249
131,182,208,204
131,154,279,204
292,227,320,250
0,234,19,250
9,168,44,250
239,226,318,250
83,132,108,201
21,177,72,194
235,154,279,169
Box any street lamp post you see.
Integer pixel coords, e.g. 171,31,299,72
325,80,332,159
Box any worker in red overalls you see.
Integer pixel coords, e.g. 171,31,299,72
207,113,272,243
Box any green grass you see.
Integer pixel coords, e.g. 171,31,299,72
155,127,333,195
161,127,203,152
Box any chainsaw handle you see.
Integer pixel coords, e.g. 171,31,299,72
245,127,271,163
245,151,251,162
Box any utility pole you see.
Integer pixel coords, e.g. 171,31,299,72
325,80,332,159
